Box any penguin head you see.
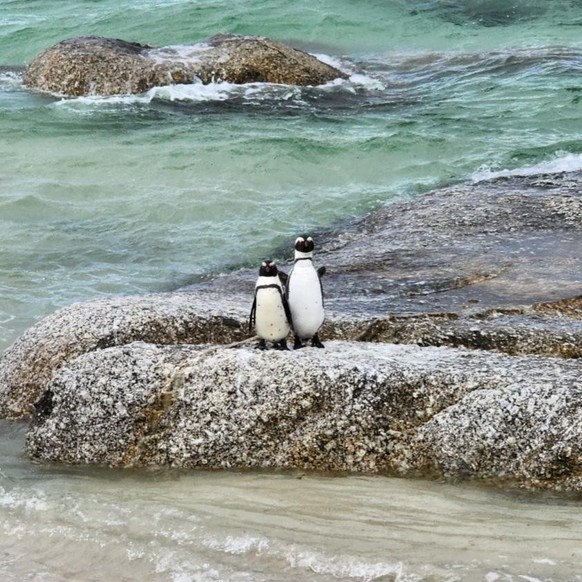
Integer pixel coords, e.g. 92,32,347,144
294,235,314,255
258,260,278,277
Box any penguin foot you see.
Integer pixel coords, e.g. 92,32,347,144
274,339,289,351
311,334,325,349
256,339,267,350
293,336,305,350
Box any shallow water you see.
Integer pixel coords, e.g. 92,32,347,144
2,422,582,582
3,1,582,579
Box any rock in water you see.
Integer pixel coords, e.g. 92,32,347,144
24,37,155,96
23,34,348,96
25,341,582,491
3,172,582,491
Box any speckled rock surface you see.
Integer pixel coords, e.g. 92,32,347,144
0,291,247,419
24,34,348,96
26,341,582,490
414,379,582,490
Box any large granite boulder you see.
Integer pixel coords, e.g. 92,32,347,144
24,34,348,96
2,171,582,489
26,341,582,491
2,172,582,420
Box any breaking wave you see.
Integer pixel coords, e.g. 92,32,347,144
472,152,582,182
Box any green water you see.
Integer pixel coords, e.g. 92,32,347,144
2,1,582,579
2,1,582,348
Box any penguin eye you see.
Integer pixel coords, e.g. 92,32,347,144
295,237,304,244
307,237,313,242
261,261,267,267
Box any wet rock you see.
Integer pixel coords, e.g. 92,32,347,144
187,173,582,320
24,34,348,97
25,341,582,491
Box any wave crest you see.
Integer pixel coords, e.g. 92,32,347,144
472,152,582,182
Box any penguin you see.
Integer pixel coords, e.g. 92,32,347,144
249,259,293,350
285,235,326,349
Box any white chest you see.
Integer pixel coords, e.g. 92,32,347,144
287,262,324,338
254,282,290,341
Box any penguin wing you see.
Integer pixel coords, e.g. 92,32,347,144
249,295,257,333
278,270,288,286
280,287,294,328
318,269,325,307
284,267,294,301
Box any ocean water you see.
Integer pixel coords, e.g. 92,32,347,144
2,0,582,579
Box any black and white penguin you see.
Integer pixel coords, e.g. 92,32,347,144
285,235,326,349
249,260,293,350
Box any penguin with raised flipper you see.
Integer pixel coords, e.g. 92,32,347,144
286,235,326,349
249,260,293,350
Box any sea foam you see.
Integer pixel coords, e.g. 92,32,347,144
472,152,582,182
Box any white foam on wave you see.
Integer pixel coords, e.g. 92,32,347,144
313,52,350,74
50,93,149,115
318,74,385,94
315,53,386,91
286,548,406,581
0,71,24,91
201,533,270,555
146,81,233,103
471,152,582,182
0,487,49,513
146,42,213,66
144,80,305,103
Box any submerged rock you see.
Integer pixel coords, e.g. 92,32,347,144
23,34,348,96
26,341,582,491
408,0,548,27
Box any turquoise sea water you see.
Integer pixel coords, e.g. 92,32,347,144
3,0,582,349
2,1,582,580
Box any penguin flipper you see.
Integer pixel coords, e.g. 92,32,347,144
284,268,293,301
317,266,326,278
249,296,257,334
280,288,294,328
318,272,325,308
278,270,288,286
